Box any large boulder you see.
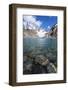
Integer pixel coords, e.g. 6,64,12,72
47,63,57,73
35,55,49,66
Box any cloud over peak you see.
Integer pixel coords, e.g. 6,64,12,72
23,15,42,30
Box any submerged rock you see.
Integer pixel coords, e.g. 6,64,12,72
31,62,48,74
23,62,32,74
35,55,49,66
46,52,57,64
47,63,57,73
23,56,28,62
23,54,57,74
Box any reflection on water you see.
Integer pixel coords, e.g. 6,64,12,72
23,37,57,75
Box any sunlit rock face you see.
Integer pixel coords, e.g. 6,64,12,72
49,24,57,37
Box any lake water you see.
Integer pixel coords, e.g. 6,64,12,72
23,37,57,74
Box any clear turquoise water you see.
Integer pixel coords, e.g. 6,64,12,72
23,37,57,66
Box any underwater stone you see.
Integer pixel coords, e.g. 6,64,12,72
47,63,57,73
35,55,49,66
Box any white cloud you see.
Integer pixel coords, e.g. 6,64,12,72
40,28,47,33
36,21,42,27
47,26,51,29
23,16,36,23
23,15,42,30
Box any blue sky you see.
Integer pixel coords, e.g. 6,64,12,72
36,15,57,32
23,15,57,32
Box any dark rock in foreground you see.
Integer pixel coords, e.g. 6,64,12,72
47,63,57,73
35,55,49,66
23,55,57,75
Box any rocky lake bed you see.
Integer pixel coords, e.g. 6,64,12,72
23,37,57,75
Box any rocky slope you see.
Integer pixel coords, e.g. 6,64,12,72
48,24,57,37
23,24,57,38
23,29,38,38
